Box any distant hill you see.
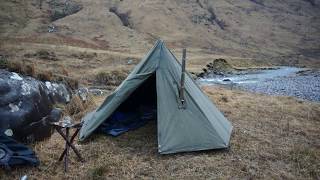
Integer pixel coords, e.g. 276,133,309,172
0,0,319,67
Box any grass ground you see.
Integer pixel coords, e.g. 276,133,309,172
0,26,319,180
0,86,319,179
1,0,319,178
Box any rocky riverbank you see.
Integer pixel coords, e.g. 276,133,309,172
238,70,320,102
199,67,320,102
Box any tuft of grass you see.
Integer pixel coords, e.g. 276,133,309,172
95,69,128,86
4,59,36,77
0,55,8,68
41,68,79,91
53,74,79,90
25,50,58,61
6,60,23,73
64,95,85,116
220,96,229,102
71,52,97,59
23,63,36,77
36,50,58,61
289,146,320,178
64,94,96,121
1,56,78,90
60,64,69,76
37,70,53,81
88,165,107,180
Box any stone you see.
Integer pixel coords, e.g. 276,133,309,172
0,69,71,142
77,87,89,101
48,0,83,21
48,108,63,122
45,81,71,104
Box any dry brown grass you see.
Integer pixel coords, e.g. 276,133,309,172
63,94,96,121
5,60,37,77
1,87,319,179
0,57,81,90
95,69,129,86
0,42,138,87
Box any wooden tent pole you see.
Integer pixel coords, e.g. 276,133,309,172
180,48,187,105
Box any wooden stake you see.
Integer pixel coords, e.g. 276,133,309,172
180,48,187,105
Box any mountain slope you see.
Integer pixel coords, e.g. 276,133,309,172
0,0,319,67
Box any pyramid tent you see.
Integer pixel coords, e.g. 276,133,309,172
79,40,233,154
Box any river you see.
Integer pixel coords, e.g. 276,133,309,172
199,67,320,102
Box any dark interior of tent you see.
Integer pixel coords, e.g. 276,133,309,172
98,73,157,136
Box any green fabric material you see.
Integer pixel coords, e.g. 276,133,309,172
79,40,233,154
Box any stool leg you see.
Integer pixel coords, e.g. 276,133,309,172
64,127,70,173
59,128,80,161
56,128,84,162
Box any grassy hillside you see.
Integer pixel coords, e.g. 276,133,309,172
1,0,319,67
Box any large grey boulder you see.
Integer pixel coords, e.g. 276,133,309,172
0,69,71,142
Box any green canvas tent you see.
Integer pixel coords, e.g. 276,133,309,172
79,40,233,154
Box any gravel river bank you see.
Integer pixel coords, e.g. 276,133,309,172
199,67,320,102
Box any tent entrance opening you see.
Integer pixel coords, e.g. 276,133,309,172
98,73,157,136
